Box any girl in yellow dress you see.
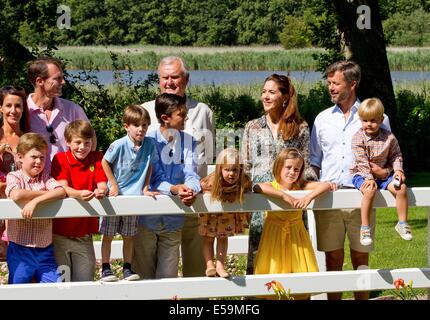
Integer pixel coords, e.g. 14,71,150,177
253,148,332,299
199,148,251,278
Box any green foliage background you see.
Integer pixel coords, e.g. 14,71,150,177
10,0,430,47
1,0,430,171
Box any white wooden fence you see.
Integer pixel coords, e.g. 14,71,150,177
0,188,429,300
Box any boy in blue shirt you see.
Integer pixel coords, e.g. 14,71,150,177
100,105,163,282
133,93,201,279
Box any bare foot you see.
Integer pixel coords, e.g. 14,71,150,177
215,261,230,278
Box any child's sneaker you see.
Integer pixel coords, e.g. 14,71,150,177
123,268,140,281
395,222,413,240
360,227,372,246
100,268,118,282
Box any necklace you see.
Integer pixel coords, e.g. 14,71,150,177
1,133,19,153
1,133,19,172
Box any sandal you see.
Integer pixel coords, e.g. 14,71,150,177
205,267,217,277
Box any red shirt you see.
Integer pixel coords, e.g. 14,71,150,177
51,150,107,237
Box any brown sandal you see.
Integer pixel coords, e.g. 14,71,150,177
205,267,217,277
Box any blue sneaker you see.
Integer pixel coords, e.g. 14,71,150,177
123,268,140,281
100,268,118,282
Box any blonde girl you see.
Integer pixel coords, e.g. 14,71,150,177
199,148,251,278
253,148,332,299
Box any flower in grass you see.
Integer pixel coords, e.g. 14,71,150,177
265,280,293,300
1,263,8,273
394,278,405,289
391,278,419,300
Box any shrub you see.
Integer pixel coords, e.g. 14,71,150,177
383,10,430,46
62,54,158,152
395,88,430,171
279,13,314,49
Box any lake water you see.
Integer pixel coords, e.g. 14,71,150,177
67,70,430,86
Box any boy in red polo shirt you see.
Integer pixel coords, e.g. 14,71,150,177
51,120,108,281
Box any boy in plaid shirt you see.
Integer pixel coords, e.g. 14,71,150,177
5,133,66,284
351,98,412,246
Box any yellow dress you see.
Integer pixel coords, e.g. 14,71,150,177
254,180,318,300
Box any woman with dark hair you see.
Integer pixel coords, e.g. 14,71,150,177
242,74,317,275
0,86,30,260
0,86,29,187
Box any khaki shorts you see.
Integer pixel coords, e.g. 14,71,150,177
132,225,181,279
314,208,376,253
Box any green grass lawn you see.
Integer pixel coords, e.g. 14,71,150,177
340,206,428,299
341,172,429,299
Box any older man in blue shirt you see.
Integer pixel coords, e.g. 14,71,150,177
133,93,201,279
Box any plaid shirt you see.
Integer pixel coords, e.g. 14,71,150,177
350,127,403,180
5,170,62,248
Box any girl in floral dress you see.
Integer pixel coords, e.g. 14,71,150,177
199,148,251,278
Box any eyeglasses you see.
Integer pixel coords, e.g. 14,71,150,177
46,125,57,144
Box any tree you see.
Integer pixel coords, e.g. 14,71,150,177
0,0,59,87
279,12,313,49
333,0,397,129
309,0,397,132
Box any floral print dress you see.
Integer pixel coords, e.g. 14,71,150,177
242,115,316,274
198,172,251,238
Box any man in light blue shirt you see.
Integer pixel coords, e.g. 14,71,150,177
133,93,201,279
310,61,391,300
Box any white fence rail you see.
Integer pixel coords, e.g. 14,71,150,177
0,188,429,300
93,235,249,260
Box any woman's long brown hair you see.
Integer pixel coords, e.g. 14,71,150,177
264,74,303,141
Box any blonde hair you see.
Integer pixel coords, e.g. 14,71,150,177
358,98,384,120
211,148,250,204
17,133,48,155
272,148,305,189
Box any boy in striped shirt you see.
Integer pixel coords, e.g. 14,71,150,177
5,133,66,284
351,98,412,246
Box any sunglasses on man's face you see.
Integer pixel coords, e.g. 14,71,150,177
46,125,57,144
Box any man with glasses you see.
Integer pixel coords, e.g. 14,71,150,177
26,56,92,170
